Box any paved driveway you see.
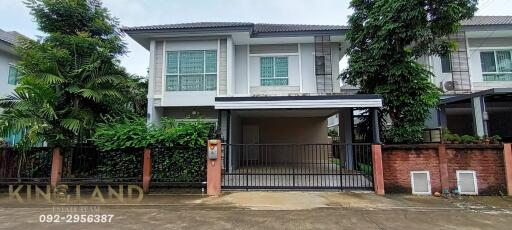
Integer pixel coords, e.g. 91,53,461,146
1,192,511,229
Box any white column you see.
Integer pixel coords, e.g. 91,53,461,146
146,40,158,125
226,37,235,96
471,96,488,137
147,99,162,125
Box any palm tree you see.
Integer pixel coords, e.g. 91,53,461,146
0,55,127,148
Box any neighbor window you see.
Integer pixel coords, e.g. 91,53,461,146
480,50,512,81
166,50,217,91
260,56,288,86
440,54,452,73
8,65,18,85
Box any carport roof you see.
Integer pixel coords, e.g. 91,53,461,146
440,88,512,105
214,94,383,110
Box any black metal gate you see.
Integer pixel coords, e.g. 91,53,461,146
221,143,373,190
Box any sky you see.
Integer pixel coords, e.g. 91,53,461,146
0,0,510,77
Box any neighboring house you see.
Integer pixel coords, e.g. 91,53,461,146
123,22,383,176
0,29,21,100
423,16,512,142
323,16,512,142
0,28,25,145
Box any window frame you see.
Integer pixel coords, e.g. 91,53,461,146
480,50,512,81
410,171,432,195
440,54,452,73
260,56,289,86
8,64,18,85
456,170,478,195
165,50,217,92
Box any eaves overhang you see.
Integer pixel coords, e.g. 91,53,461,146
214,95,383,110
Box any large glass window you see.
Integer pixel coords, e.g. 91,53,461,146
480,50,512,81
166,50,217,91
260,56,288,86
8,65,18,85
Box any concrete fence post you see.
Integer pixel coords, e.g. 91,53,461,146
504,143,512,196
50,147,62,191
207,140,222,196
143,148,152,193
438,144,450,194
372,144,385,195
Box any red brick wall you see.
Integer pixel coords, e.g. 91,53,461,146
446,147,506,194
382,144,506,195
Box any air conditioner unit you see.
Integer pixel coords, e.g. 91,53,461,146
442,81,458,92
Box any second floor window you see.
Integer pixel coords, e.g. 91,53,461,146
166,50,217,91
260,56,288,86
8,65,19,85
440,54,452,73
480,50,512,81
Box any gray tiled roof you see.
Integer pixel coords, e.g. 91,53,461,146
0,29,24,46
122,16,512,34
461,16,512,26
121,22,347,34
122,22,253,31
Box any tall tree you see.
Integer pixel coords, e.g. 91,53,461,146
0,0,135,148
342,0,477,143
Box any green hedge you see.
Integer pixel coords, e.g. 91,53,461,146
92,118,213,182
151,145,206,182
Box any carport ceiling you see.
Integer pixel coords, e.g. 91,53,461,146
233,109,338,118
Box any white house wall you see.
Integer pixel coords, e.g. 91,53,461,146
467,37,512,91
219,39,228,96
429,36,512,92
331,42,341,93
234,45,249,95
467,37,511,48
430,55,454,89
300,43,317,94
147,38,344,108
157,39,222,106
248,54,301,95
153,41,164,96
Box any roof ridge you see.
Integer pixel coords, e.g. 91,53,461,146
471,15,512,17
254,22,344,26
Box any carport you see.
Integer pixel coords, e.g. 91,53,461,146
438,88,512,142
215,95,383,190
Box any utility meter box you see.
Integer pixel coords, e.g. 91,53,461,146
208,141,218,160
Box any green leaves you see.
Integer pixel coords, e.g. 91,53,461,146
0,0,145,149
60,119,81,134
92,118,212,151
343,0,476,143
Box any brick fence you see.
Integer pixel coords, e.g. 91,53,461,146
382,144,508,195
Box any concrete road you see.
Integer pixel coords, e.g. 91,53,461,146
0,192,511,229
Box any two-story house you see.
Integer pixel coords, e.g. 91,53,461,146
0,28,25,145
123,23,383,186
123,22,383,142
423,16,512,142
